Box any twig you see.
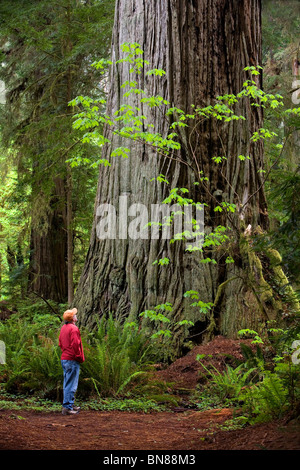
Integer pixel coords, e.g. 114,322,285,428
241,132,290,212
31,291,61,317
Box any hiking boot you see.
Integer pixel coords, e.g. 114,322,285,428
72,406,81,411
62,407,79,415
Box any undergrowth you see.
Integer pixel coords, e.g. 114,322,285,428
192,328,300,425
0,388,168,413
0,308,175,409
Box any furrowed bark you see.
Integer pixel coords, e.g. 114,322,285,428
74,0,279,346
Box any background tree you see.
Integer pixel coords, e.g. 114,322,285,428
260,0,300,286
0,0,115,303
73,0,295,348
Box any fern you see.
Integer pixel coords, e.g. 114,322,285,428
198,361,257,401
240,372,289,422
240,343,264,369
81,315,155,397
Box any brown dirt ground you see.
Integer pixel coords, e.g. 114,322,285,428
0,336,299,451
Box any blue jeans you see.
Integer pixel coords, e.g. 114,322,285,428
61,360,80,410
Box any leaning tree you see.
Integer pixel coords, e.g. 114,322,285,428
73,0,297,347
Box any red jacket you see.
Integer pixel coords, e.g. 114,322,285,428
59,323,85,363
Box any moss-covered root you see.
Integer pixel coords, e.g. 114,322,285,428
266,248,300,312
239,228,299,322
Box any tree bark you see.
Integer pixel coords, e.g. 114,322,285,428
66,164,74,304
75,0,272,343
28,177,68,303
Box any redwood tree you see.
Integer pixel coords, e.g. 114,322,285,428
0,0,114,303
74,0,283,344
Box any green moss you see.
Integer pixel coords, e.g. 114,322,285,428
266,248,300,312
240,233,275,315
239,230,299,321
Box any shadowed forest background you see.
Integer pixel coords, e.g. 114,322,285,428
0,0,300,440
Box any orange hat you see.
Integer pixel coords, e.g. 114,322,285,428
63,308,78,322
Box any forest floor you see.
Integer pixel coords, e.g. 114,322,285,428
0,336,299,452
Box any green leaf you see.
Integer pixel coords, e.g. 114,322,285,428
110,147,130,158
152,257,170,266
146,69,166,76
184,290,199,299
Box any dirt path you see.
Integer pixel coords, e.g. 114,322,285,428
0,408,299,451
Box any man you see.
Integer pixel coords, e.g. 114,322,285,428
59,307,85,415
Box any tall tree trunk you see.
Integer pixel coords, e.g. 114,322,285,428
74,0,275,344
66,164,74,304
65,3,76,305
28,178,68,303
29,6,76,306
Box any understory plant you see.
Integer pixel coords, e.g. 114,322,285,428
238,329,300,423
239,370,290,422
198,361,258,403
0,313,62,396
80,314,158,397
195,328,300,424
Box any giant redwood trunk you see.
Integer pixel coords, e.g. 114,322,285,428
75,0,271,343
